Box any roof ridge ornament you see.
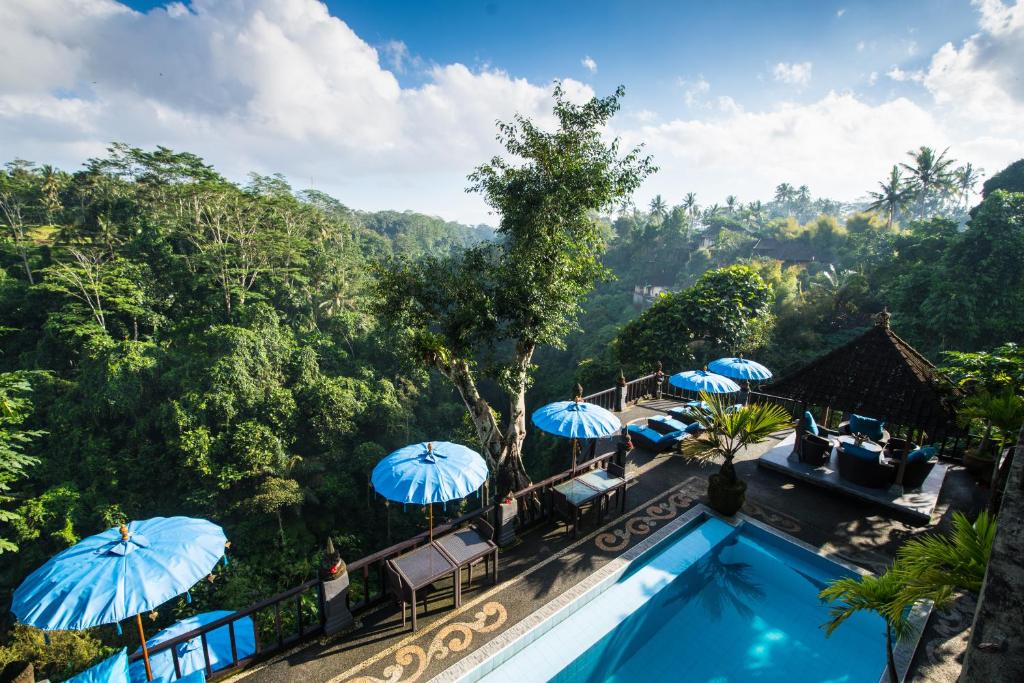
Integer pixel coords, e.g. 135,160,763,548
876,307,892,329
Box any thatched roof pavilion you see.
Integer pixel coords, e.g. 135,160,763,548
762,310,961,441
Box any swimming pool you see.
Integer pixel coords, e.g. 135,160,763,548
446,510,894,683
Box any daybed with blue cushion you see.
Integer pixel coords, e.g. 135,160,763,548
627,424,688,453
668,401,710,422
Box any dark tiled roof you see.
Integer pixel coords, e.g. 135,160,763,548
763,314,960,437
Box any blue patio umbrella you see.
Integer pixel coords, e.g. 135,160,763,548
13,517,228,681
531,399,622,471
372,441,488,540
668,370,740,394
66,648,130,683
128,611,255,682
708,357,773,382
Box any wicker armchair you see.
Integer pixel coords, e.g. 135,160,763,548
837,444,894,489
799,433,833,467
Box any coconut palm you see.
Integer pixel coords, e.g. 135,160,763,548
682,392,792,514
725,195,738,214
774,182,796,209
819,567,910,683
682,192,698,216
868,166,913,230
953,163,984,213
900,146,957,217
649,194,668,223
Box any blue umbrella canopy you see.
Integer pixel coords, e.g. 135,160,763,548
12,517,227,632
531,400,622,440
371,441,488,505
708,357,773,381
66,648,130,683
128,611,254,682
668,370,741,394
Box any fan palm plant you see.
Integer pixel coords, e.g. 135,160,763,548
682,391,792,514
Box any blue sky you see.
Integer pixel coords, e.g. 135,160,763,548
3,1,1022,223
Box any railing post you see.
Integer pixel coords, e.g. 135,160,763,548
319,538,354,636
615,371,628,412
496,494,519,547
654,361,665,400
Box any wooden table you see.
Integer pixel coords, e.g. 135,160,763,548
434,527,498,606
390,543,458,631
575,469,627,518
553,479,603,537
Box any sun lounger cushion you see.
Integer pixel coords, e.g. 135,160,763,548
850,414,885,441
907,445,937,463
802,411,819,436
649,415,689,433
684,421,703,435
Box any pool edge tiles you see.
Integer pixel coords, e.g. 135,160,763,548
426,505,717,683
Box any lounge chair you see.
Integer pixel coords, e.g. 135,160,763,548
648,415,689,435
837,442,893,489
668,401,709,422
793,410,837,459
627,424,688,453
799,433,833,467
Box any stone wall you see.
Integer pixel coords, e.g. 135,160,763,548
959,429,1024,682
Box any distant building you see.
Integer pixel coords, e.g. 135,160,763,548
632,284,671,308
750,238,818,266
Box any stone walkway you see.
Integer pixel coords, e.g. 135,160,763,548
229,398,988,683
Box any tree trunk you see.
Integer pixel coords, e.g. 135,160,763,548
885,624,898,683
438,357,503,471
494,347,534,494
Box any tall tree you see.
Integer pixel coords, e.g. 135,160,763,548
867,166,913,230
648,194,668,223
901,146,956,217
378,85,654,492
954,163,984,213
0,373,44,553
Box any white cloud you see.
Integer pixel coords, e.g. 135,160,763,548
837,8,847,18
678,76,711,107
581,55,597,73
906,39,919,55
922,0,1024,133
887,66,925,82
868,71,879,86
856,40,867,51
0,0,594,223
772,61,813,86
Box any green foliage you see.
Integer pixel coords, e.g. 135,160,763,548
981,159,1024,198
0,625,113,682
0,372,45,553
615,265,773,373
940,343,1024,395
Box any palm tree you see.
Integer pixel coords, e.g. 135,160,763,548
725,195,738,214
774,182,796,209
900,146,956,217
682,192,698,216
953,163,984,213
867,166,913,230
821,511,996,683
819,568,910,683
649,194,668,223
682,392,792,514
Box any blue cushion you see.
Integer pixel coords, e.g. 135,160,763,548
843,443,879,461
907,446,937,463
684,421,704,435
803,411,819,436
650,415,689,432
850,414,884,440
661,430,687,443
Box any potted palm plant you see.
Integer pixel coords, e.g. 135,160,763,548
682,391,792,515
958,390,1024,487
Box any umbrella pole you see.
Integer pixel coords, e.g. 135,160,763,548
428,504,434,542
136,612,153,681
571,439,578,474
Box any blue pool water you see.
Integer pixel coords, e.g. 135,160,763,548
471,516,884,682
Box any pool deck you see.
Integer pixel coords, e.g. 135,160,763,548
757,433,949,525
228,398,988,683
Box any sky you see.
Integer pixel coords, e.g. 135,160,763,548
2,0,1023,224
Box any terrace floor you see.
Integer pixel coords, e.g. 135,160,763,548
229,398,988,683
